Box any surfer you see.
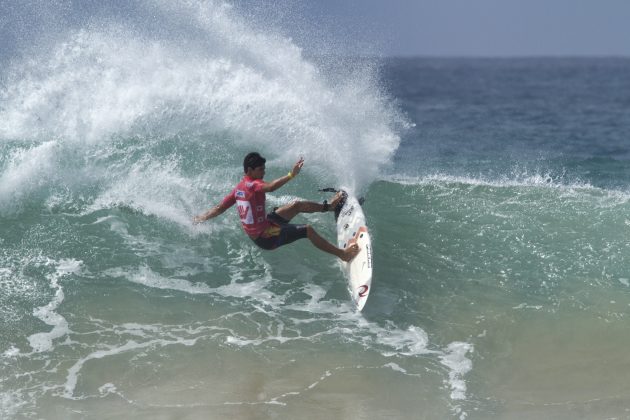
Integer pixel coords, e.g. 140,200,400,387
193,152,360,262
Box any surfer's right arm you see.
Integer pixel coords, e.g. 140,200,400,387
193,203,229,224
193,191,236,224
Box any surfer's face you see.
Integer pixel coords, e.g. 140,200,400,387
249,165,265,179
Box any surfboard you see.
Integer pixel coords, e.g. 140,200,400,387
334,190,373,311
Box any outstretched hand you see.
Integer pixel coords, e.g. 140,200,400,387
292,157,304,177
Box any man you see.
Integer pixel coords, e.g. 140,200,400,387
193,152,360,262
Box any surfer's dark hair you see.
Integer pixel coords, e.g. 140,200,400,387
243,152,266,172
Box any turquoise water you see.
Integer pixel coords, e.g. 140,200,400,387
2,2,630,419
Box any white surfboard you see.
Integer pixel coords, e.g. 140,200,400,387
335,191,373,311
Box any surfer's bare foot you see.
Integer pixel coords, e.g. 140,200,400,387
340,243,360,262
329,191,345,211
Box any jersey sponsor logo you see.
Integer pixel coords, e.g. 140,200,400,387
237,201,254,224
236,190,246,198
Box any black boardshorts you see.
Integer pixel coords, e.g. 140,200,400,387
252,210,308,250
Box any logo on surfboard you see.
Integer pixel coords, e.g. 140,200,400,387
342,205,354,217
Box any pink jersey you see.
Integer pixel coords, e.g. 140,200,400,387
221,176,270,238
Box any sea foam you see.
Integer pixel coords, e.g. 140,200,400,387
0,1,404,223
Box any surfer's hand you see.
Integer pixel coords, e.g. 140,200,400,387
291,157,304,177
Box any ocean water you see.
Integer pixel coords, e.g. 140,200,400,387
2,2,630,419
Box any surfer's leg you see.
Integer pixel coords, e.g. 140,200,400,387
274,192,344,221
305,225,359,262
274,201,326,221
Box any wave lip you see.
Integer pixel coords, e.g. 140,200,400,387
388,171,595,190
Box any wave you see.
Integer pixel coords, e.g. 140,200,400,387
0,0,404,217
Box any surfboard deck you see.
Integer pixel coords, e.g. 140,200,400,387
335,190,373,311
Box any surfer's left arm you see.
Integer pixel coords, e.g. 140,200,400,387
261,157,304,192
